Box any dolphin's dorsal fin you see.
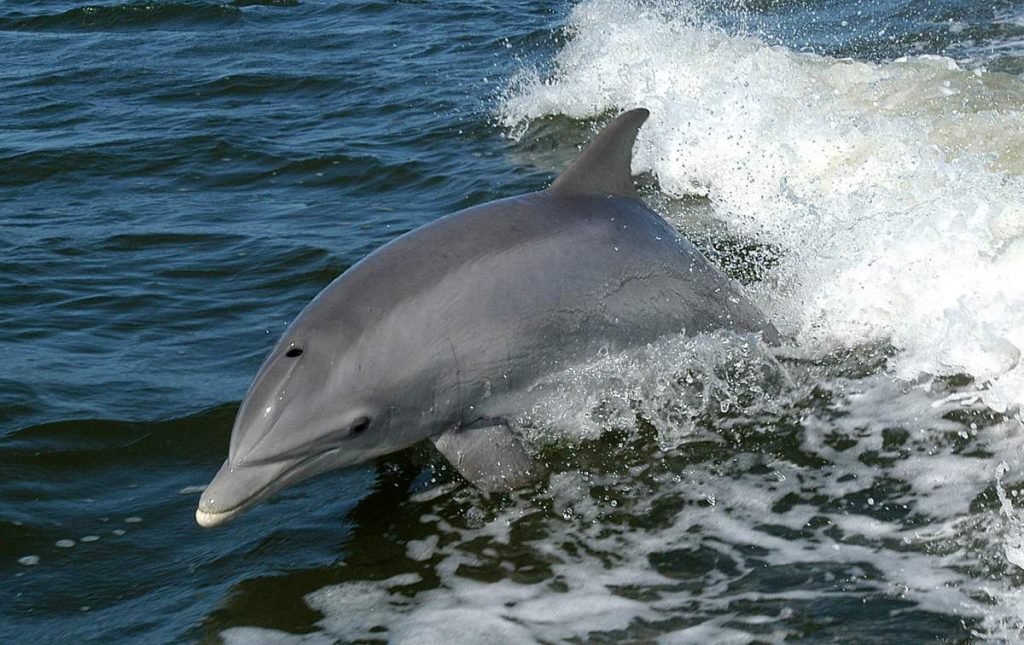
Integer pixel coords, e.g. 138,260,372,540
548,108,649,198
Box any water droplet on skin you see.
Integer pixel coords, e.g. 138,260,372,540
81,535,100,543
18,555,40,566
124,517,142,524
55,539,75,548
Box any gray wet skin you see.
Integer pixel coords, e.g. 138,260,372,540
196,109,779,527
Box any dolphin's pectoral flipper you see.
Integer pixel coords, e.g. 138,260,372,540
432,421,540,492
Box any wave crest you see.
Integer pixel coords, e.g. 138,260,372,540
499,0,1024,413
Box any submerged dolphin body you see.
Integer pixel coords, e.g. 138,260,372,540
196,109,777,527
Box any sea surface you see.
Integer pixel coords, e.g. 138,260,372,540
3,0,1024,642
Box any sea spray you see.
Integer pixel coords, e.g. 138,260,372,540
500,0,1024,414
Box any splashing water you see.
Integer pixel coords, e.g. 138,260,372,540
500,0,1024,414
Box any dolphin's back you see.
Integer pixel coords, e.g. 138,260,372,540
308,189,775,409
289,108,776,416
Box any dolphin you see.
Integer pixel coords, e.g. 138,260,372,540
196,108,778,527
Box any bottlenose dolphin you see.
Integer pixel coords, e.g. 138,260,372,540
196,108,778,527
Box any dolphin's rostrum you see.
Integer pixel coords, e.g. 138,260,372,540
196,109,778,527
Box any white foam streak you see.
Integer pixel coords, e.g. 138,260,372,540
242,358,1019,640
500,0,1024,414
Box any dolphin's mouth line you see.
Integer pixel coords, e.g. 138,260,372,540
197,448,341,527
241,436,347,467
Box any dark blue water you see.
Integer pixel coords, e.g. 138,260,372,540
4,0,1024,642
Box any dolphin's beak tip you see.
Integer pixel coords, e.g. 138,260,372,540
195,506,229,528
194,454,316,528
195,508,213,528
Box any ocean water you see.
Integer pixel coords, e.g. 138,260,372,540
3,0,1024,641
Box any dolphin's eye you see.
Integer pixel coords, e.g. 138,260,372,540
350,417,371,436
285,347,303,358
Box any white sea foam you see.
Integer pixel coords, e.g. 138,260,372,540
224,333,1024,641
494,1,1024,632
500,0,1024,415
996,6,1024,30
